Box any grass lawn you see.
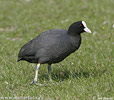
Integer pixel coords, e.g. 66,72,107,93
0,0,114,99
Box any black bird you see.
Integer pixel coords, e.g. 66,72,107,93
17,21,92,85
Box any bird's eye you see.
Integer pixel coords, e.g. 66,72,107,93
80,24,83,27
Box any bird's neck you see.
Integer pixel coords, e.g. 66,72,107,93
69,34,81,50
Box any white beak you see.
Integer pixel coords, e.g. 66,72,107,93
84,27,92,33
82,21,92,33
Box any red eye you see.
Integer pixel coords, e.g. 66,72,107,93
80,24,82,27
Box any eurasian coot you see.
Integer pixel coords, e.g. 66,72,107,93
17,21,92,85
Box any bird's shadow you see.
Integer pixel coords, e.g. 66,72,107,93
39,68,106,83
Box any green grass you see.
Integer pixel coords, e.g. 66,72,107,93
0,0,114,99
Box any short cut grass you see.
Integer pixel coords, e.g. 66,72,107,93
0,0,114,99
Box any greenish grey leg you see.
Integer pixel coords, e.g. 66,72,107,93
48,64,52,81
30,63,40,85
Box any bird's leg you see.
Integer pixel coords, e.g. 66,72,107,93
30,63,40,85
48,64,52,81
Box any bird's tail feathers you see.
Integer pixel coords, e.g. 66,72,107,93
17,57,22,62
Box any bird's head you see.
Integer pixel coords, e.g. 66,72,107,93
68,21,92,35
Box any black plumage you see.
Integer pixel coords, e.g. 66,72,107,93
17,21,91,85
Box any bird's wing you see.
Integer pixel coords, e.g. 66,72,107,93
18,29,68,58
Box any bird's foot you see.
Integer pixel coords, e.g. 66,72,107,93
49,78,53,82
30,80,37,85
30,80,43,86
